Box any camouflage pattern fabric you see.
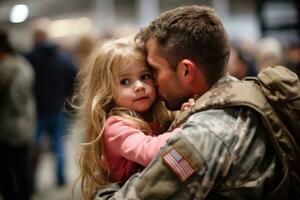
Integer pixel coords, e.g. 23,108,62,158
94,76,278,200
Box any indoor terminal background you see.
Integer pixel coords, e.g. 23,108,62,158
0,0,299,53
0,0,299,200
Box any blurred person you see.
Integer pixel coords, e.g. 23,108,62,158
285,41,300,78
73,34,98,70
228,45,257,79
0,30,36,200
72,34,99,87
26,26,77,190
255,37,283,70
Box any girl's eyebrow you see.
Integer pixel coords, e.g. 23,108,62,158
118,68,151,79
118,73,130,79
118,70,131,77
120,68,150,76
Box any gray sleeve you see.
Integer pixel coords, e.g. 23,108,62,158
93,133,207,200
173,111,234,198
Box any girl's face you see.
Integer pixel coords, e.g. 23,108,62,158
113,59,157,113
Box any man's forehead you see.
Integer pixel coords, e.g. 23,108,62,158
146,38,158,52
146,39,159,63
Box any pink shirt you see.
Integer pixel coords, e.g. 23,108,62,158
103,116,177,183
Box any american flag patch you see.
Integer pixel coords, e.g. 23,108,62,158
162,147,196,181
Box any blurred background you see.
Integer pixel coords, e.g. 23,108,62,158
0,0,299,53
0,0,299,200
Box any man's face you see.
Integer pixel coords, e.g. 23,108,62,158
146,38,190,111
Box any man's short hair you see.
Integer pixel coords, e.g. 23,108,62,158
135,5,230,85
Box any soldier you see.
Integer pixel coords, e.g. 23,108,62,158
93,5,282,199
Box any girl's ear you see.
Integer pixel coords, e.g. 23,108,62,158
177,59,196,84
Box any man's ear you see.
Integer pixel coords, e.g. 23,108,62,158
177,59,196,84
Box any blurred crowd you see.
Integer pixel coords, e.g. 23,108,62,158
228,36,300,80
0,22,299,200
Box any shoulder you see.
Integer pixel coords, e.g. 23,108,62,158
197,106,259,125
15,55,34,74
0,58,15,86
180,107,262,153
175,107,269,178
0,56,25,79
105,116,138,127
187,107,260,131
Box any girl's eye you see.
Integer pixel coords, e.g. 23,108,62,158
141,73,152,80
120,79,130,85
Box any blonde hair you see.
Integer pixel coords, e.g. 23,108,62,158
73,37,174,200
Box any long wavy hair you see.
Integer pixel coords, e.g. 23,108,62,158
73,37,174,200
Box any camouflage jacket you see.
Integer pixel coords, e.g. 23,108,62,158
94,76,277,200
0,55,36,146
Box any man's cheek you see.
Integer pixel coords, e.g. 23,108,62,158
154,78,159,87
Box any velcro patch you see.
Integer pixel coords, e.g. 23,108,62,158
163,147,196,181
135,134,204,199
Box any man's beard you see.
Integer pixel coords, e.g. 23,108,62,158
160,95,189,111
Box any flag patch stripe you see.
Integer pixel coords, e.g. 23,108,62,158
164,154,188,179
163,148,195,181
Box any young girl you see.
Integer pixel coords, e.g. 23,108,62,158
74,37,178,200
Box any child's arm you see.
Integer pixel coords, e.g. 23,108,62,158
104,117,178,167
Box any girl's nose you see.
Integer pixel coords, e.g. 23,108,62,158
134,80,145,92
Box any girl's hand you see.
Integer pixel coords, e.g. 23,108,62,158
181,98,195,111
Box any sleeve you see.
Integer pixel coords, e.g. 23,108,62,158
104,117,178,167
93,133,206,200
98,113,234,200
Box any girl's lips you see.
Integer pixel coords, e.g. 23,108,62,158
134,96,148,101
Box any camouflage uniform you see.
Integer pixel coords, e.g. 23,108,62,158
94,76,277,200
